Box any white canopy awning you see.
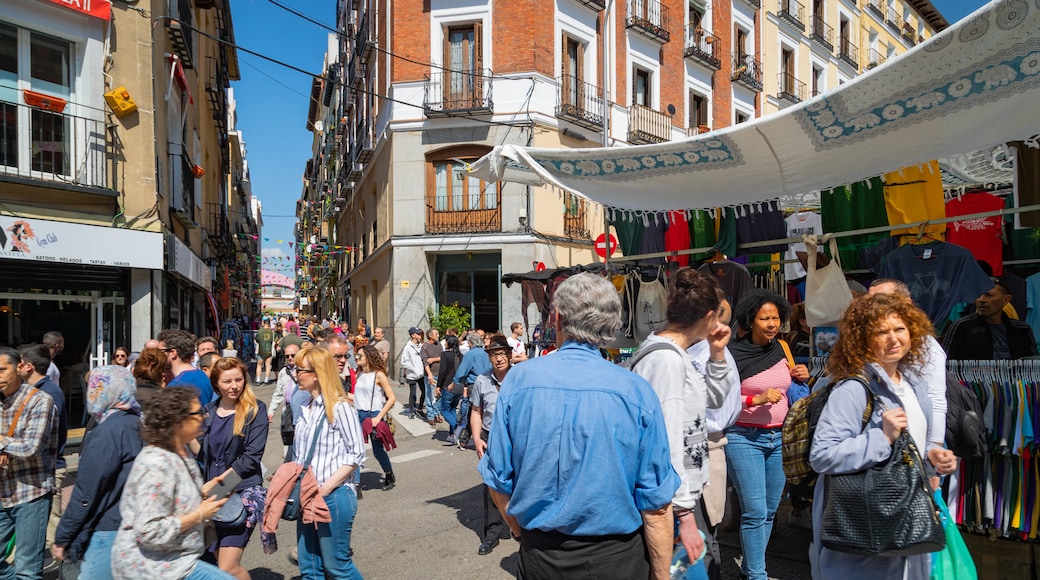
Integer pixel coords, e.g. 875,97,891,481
468,0,1040,212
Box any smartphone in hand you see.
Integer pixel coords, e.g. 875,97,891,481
210,470,243,498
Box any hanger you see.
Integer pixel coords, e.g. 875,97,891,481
909,221,943,246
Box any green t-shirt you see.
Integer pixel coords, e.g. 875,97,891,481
257,328,275,356
820,177,889,269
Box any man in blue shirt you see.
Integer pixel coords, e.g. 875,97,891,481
479,273,680,579
157,329,213,405
453,331,490,447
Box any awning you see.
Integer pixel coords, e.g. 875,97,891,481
468,0,1040,212
41,0,111,21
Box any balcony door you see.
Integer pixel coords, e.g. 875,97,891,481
444,23,483,109
561,36,585,109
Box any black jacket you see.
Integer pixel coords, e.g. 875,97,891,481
198,399,269,490
54,410,142,562
942,312,1039,361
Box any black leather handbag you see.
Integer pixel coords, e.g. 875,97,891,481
820,383,946,557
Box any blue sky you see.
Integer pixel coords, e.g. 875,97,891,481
229,0,990,275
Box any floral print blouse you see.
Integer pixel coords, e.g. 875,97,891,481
112,445,206,579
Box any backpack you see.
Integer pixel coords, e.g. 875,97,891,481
622,341,679,372
945,373,987,458
781,375,873,486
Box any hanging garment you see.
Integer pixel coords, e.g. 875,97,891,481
1026,272,1040,343
520,279,547,332
716,208,738,258
820,178,889,270
698,259,752,307
663,211,691,267
610,213,645,257
633,276,668,343
883,161,946,238
1011,142,1040,228
783,211,823,281
639,219,667,265
877,242,994,323
735,200,788,256
604,273,637,349
946,192,1006,275
688,209,716,261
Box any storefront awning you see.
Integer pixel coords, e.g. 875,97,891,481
0,216,162,269
468,0,1040,212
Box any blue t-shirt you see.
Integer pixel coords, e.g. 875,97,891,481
478,341,679,536
877,242,993,323
169,369,214,405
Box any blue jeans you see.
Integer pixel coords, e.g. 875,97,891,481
297,486,363,580
455,397,471,438
439,390,461,432
0,493,51,580
357,409,393,474
425,377,440,419
185,560,235,580
78,529,117,580
724,426,785,580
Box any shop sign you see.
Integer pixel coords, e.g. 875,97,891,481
167,235,212,292
40,0,111,21
0,215,162,269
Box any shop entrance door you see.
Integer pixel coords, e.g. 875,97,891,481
93,295,125,367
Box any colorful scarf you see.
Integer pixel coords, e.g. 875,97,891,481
86,365,141,423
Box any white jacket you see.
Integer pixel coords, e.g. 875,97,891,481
400,341,424,381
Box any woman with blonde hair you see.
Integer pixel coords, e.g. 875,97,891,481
291,346,366,579
198,357,269,580
355,344,397,490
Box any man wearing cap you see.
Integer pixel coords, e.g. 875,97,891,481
400,327,427,419
469,335,513,556
943,277,1039,360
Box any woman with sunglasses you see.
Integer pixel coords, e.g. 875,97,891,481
112,347,130,367
198,358,269,580
112,387,233,580
291,347,366,579
354,345,397,490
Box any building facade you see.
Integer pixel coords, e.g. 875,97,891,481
298,0,774,361
1,0,259,424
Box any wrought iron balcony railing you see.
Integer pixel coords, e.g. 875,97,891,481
732,54,764,92
779,0,806,30
626,0,671,43
423,69,494,117
778,72,806,103
811,15,834,51
867,48,886,69
684,26,722,70
839,37,859,68
628,104,671,145
556,76,605,131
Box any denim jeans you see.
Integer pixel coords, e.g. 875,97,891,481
184,560,235,580
455,397,471,439
357,409,393,474
439,390,461,432
78,529,117,580
0,493,52,580
297,486,363,580
724,425,785,580
425,377,440,419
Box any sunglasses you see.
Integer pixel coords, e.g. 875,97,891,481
187,409,208,418
291,367,316,376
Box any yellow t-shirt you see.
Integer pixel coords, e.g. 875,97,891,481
884,160,945,238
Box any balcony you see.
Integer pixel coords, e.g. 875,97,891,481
172,154,197,228
866,0,884,19
732,54,764,92
626,0,671,43
885,7,904,35
0,100,110,193
866,48,886,69
778,73,806,104
839,37,858,68
206,203,234,259
354,11,376,64
811,16,834,51
687,125,711,137
564,195,591,239
426,203,502,235
779,0,806,31
166,0,194,69
684,26,722,70
556,76,605,131
743,0,761,8
423,70,493,117
575,0,606,10
627,104,671,145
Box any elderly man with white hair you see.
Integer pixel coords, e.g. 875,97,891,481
479,273,679,579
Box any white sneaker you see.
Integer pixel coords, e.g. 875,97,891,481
788,510,812,530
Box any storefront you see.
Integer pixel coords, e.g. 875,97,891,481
0,215,162,426
165,234,216,335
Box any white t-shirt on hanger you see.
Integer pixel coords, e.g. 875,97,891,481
783,211,824,281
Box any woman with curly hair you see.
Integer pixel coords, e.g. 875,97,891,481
198,358,269,579
809,294,958,580
725,289,810,580
112,388,233,580
354,345,396,490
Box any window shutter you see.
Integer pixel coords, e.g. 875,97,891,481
632,65,637,105
688,90,695,128
443,26,451,104
700,95,709,128
473,22,484,106
561,33,570,103
576,41,585,106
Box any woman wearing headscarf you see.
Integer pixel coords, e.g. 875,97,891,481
726,289,810,580
52,366,144,579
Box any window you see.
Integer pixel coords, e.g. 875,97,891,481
689,90,709,129
735,27,749,60
561,35,586,108
633,67,651,107
443,23,483,107
735,110,750,124
426,146,502,234
689,4,704,29
812,66,823,96
563,192,590,238
781,48,795,93
839,17,850,46
0,21,73,175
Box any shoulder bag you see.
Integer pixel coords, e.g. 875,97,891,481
803,235,854,327
281,414,326,522
819,380,945,556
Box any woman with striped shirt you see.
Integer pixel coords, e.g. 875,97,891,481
291,346,366,579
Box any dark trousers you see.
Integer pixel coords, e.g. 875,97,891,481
790,479,813,512
694,497,722,580
517,528,648,580
481,430,508,542
407,377,425,412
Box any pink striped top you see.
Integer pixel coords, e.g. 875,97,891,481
736,359,790,428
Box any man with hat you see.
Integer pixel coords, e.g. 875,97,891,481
400,327,427,419
943,276,1039,360
469,334,514,556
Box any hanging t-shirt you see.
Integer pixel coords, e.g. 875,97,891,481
688,209,716,261
945,192,1006,275
715,208,738,258
883,161,946,238
639,219,666,265
877,241,995,323
821,178,889,270
1011,141,1040,228
610,214,644,258
782,211,823,280
735,200,788,256
698,259,752,306
663,211,691,267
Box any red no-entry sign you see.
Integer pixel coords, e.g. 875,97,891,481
595,233,618,258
